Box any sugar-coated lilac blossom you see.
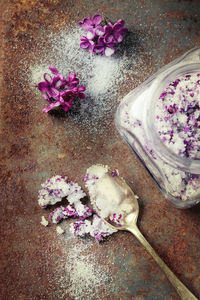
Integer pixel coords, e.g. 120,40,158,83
71,220,92,237
79,14,128,56
109,213,122,226
90,214,117,242
70,214,117,242
74,203,93,220
67,181,87,204
63,204,79,218
49,206,66,224
38,176,87,209
38,175,70,208
37,66,86,113
49,205,80,224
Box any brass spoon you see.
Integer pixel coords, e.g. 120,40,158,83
92,173,197,300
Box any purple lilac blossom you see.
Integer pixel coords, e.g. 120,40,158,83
38,66,86,113
104,19,128,44
78,14,128,56
80,36,95,53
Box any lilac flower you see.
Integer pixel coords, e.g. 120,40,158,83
66,72,79,89
38,73,60,102
71,86,86,99
104,19,128,44
94,36,115,57
78,14,128,57
37,66,86,113
80,36,95,53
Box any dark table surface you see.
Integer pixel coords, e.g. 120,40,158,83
1,0,200,299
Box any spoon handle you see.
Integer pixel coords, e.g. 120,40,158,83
127,225,197,300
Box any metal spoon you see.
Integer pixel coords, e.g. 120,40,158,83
92,173,197,300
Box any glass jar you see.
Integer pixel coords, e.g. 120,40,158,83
115,48,200,208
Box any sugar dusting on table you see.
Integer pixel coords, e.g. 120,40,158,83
52,236,112,300
25,25,143,134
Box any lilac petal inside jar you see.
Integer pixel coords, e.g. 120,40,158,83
154,73,200,160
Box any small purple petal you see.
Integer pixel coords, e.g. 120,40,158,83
92,14,102,26
104,34,115,43
38,81,48,92
42,101,60,113
43,73,52,83
113,20,125,31
104,25,113,35
95,25,104,36
114,32,123,43
78,17,92,30
80,42,90,49
78,86,86,92
79,93,85,99
49,65,59,75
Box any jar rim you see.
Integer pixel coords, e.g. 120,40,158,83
147,63,200,173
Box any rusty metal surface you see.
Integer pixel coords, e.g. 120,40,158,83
1,0,200,299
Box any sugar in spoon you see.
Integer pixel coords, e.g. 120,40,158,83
92,172,197,300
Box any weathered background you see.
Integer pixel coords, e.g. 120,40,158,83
1,0,200,299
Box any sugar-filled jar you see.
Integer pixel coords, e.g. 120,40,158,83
115,48,200,208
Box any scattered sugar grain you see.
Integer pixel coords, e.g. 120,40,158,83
56,226,65,235
54,241,112,300
40,216,48,227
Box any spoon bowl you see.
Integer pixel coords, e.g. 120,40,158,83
93,172,197,300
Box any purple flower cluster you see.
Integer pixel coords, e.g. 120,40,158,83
38,66,86,113
79,14,128,56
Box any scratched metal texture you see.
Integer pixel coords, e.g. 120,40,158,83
0,0,200,299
